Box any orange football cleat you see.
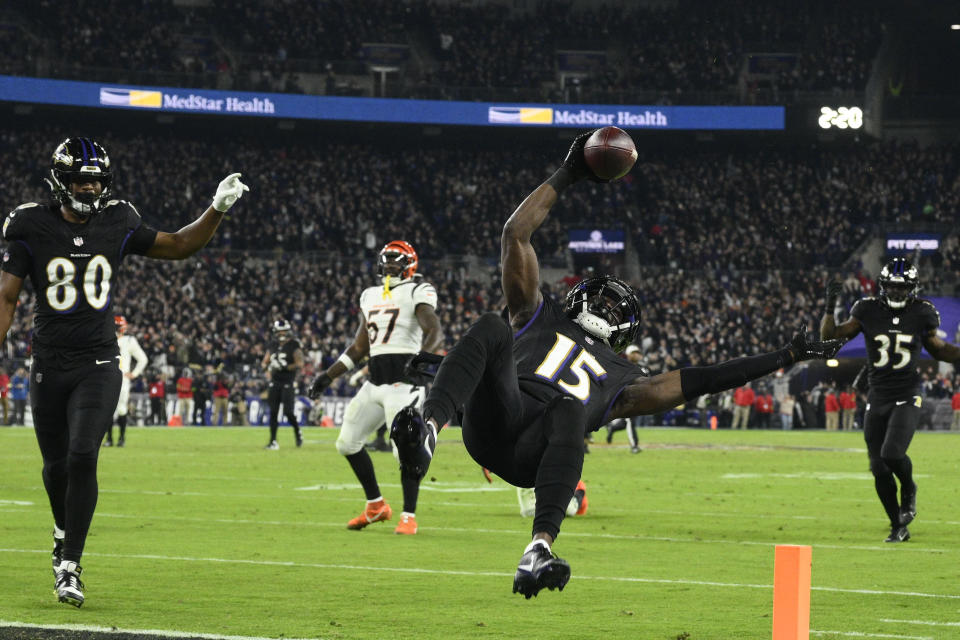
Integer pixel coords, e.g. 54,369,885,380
346,500,393,530
574,480,588,516
394,513,418,535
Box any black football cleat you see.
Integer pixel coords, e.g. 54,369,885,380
899,484,917,526
54,561,84,607
885,525,910,543
295,429,304,448
390,406,436,479
513,542,570,599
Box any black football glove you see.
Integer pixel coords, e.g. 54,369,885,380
825,280,842,310
785,326,842,362
560,130,609,184
308,372,332,399
390,406,436,480
404,351,444,380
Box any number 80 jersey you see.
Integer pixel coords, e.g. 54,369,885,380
2,201,157,362
850,296,940,396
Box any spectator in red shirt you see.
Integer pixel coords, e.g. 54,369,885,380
148,373,167,425
840,386,858,431
0,367,9,426
176,369,194,425
753,389,774,429
212,376,230,426
952,390,960,432
824,387,840,431
732,383,755,430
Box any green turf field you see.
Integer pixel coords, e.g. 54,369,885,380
1,425,958,640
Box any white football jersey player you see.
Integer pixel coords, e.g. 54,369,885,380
115,327,148,419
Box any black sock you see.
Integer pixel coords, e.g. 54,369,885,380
346,449,381,501
874,473,901,526
401,468,420,514
105,426,113,442
269,422,279,442
118,416,127,439
532,398,586,540
42,457,68,530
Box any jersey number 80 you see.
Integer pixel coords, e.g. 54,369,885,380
45,256,112,312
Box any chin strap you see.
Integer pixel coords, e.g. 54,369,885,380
575,311,612,344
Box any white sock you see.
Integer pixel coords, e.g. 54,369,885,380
367,497,384,505
524,539,550,554
401,511,415,518
53,526,65,539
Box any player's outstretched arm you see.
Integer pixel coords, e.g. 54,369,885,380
0,272,24,347
922,332,960,365
608,328,842,418
819,280,862,340
146,173,249,260
309,318,371,398
502,132,597,326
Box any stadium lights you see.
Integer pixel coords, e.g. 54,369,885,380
826,359,839,367
952,24,960,30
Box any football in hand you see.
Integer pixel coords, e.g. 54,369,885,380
583,126,638,181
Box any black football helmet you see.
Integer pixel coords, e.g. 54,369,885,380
562,276,642,353
272,318,292,335
878,258,919,310
49,137,113,217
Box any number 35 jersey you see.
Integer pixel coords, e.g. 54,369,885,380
513,294,645,433
850,296,940,396
2,201,157,364
359,277,437,384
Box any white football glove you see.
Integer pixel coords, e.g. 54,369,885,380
211,172,249,212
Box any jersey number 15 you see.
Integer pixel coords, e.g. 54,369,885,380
534,333,608,403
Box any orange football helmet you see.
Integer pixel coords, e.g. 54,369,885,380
378,240,418,280
115,315,127,335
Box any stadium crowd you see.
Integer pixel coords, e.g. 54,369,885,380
1,0,887,101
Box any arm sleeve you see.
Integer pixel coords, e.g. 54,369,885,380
412,282,438,309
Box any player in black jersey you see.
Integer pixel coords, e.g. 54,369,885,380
390,131,842,598
0,137,248,607
262,318,304,449
821,258,960,543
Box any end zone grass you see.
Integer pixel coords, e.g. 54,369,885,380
1,426,958,640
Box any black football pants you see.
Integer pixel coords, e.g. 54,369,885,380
268,382,299,442
31,355,122,563
864,391,920,526
423,313,586,540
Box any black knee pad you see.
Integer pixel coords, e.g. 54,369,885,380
67,448,99,476
869,457,892,478
43,457,68,479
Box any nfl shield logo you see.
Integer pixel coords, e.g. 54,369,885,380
36,373,42,383
73,237,84,246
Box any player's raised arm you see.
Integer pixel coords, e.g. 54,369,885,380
820,280,862,340
501,132,597,326
308,315,371,398
608,328,842,418
146,173,249,260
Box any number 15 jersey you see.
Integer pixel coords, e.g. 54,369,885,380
2,201,157,365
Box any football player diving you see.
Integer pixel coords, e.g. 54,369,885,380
821,259,960,542
0,137,248,607
390,130,843,598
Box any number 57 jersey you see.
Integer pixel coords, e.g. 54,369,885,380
359,277,437,385
2,201,158,364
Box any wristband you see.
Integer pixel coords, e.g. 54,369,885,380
337,353,356,371
545,167,574,194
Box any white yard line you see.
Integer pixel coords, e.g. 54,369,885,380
1,547,958,600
